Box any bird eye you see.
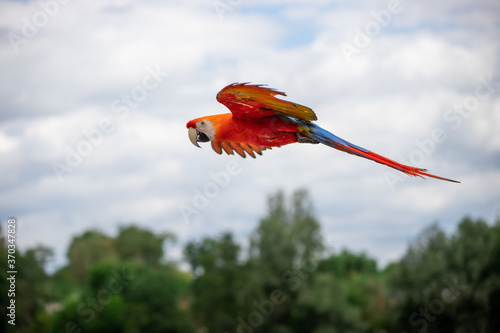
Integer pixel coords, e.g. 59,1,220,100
200,121,205,126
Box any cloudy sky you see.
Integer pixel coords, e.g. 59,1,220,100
1,0,499,271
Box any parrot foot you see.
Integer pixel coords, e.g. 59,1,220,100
296,133,319,144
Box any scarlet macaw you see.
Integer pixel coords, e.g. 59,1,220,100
186,83,459,182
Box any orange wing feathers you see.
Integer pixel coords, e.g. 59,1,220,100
211,140,270,158
216,83,317,122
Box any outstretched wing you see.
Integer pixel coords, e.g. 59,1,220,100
216,82,317,122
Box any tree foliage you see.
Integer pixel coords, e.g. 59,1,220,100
388,217,500,333
3,191,499,333
184,232,242,332
0,226,53,333
67,230,117,287
48,225,189,333
116,225,175,266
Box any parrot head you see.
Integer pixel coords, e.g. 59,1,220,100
186,118,216,148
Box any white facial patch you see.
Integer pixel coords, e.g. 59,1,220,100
197,120,215,141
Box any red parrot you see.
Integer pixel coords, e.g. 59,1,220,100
186,83,459,183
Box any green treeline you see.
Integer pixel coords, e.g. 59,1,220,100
1,189,500,333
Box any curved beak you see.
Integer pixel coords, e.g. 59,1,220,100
188,127,201,148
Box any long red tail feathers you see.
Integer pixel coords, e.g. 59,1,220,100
350,146,460,183
308,124,460,183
